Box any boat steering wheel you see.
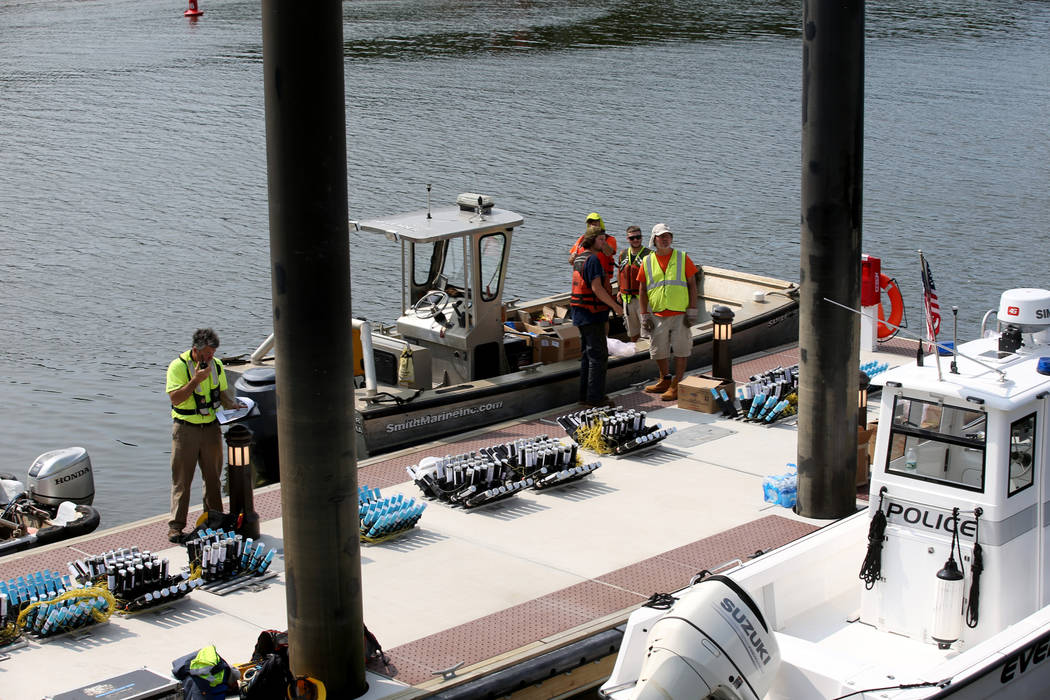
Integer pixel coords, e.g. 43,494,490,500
413,290,451,320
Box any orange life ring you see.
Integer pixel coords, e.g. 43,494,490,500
877,273,904,340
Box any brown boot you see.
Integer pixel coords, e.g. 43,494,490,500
661,378,679,402
645,376,672,393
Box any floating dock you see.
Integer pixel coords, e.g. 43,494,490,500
0,341,913,700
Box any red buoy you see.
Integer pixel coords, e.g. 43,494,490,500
184,0,203,17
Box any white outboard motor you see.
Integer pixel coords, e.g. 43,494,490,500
633,576,780,700
26,447,95,506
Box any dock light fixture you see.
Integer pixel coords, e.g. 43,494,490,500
225,424,260,539
858,370,871,427
711,305,735,382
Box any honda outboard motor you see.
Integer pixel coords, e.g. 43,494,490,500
26,447,94,506
633,576,780,700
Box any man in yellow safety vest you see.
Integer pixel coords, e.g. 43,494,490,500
638,223,699,401
165,328,244,543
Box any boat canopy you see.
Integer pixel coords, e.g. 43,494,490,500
353,196,524,384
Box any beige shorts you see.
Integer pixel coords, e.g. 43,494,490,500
649,313,691,360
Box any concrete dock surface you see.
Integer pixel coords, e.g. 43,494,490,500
0,341,912,700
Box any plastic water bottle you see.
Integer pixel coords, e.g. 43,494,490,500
905,447,918,473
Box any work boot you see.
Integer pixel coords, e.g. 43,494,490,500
645,376,672,393
661,378,679,402
168,529,184,544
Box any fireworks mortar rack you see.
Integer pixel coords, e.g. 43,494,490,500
555,406,676,455
727,361,888,426
185,528,277,588
2,568,114,646
69,546,197,613
360,486,425,543
407,435,601,508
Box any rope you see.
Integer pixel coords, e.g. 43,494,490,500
573,415,612,455
859,487,888,589
966,508,983,628
642,592,677,610
15,585,116,636
0,622,20,647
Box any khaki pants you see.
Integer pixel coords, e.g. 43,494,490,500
169,419,223,532
623,297,642,338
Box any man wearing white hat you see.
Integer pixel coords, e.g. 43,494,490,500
638,223,699,401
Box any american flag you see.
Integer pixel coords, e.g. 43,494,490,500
921,255,941,342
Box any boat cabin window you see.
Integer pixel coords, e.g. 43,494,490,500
886,396,987,492
478,233,506,302
441,238,469,297
1008,412,1036,497
412,240,447,289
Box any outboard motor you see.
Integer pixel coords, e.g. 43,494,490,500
234,367,279,481
26,446,94,506
633,576,780,700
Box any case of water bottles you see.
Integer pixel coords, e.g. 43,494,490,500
762,463,797,508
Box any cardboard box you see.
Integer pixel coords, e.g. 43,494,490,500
678,374,736,413
523,323,581,363
543,304,571,322
857,424,877,486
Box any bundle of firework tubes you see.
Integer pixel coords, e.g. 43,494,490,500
407,435,601,508
359,486,425,543
720,365,799,424
555,406,676,455
722,361,883,425
185,528,277,585
1,569,113,643
68,546,197,613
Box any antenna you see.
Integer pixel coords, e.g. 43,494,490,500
951,306,959,374
822,297,1007,382
426,183,432,220
477,195,485,221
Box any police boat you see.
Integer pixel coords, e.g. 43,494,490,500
226,193,800,474
599,288,1050,699
0,447,100,557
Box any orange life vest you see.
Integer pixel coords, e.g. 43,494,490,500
570,253,609,314
618,248,647,297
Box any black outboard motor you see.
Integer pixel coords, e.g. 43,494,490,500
26,446,95,506
234,368,279,481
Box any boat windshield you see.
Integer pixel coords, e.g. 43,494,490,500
886,395,987,492
479,232,505,301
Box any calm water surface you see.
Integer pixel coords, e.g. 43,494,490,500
1,0,1048,527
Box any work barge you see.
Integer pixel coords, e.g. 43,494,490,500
0,341,908,700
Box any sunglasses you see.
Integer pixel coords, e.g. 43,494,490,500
627,235,642,240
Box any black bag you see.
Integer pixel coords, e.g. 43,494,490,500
241,630,292,700
240,653,291,700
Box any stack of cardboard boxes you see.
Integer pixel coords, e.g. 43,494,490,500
504,306,581,364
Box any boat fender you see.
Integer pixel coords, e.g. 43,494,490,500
398,347,415,386
877,274,905,340
930,507,966,649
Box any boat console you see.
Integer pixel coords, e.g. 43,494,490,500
356,194,523,385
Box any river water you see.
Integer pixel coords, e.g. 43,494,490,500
1,0,1048,528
